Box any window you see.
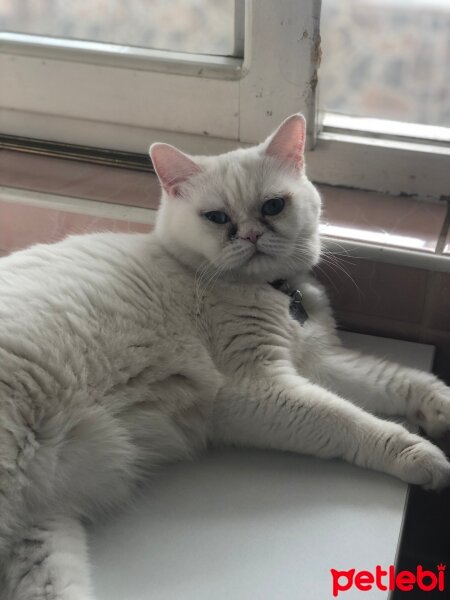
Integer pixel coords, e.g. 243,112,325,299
0,1,318,154
310,0,450,198
320,0,450,127
1,0,449,199
1,0,236,55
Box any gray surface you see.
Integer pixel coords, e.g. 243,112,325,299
89,334,434,600
339,330,434,371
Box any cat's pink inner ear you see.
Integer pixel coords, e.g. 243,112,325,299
150,143,201,197
265,114,306,171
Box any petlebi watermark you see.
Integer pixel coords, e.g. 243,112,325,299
331,564,446,597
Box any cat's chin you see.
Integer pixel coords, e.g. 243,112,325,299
224,253,314,284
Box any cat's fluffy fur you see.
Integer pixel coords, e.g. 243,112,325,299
1,115,449,599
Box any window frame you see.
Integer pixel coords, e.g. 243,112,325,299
309,113,450,199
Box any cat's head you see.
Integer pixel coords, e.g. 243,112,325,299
150,114,321,283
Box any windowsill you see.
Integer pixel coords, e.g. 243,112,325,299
1,148,449,272
318,184,450,274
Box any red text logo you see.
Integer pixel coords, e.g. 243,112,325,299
331,564,446,597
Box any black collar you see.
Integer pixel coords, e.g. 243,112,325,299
269,279,309,325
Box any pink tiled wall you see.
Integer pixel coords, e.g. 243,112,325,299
0,200,151,255
0,150,160,210
316,260,450,383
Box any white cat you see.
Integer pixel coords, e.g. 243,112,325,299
0,114,449,600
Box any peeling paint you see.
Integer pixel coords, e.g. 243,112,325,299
306,31,322,99
312,33,322,68
308,70,319,94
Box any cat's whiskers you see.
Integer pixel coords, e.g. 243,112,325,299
194,261,215,315
194,259,211,298
193,241,248,315
195,264,232,336
221,242,254,271
319,252,361,296
288,242,316,271
194,261,209,308
194,259,221,334
288,240,362,296
312,263,341,296
194,261,230,336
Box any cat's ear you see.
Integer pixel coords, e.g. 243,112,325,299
150,143,201,197
264,114,306,171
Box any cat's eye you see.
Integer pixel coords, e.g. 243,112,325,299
203,211,230,225
261,197,285,217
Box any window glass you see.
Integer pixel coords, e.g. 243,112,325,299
0,0,235,56
320,0,450,127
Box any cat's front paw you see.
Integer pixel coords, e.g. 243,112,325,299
390,433,450,490
408,380,450,439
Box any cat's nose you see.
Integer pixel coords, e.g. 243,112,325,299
240,230,261,244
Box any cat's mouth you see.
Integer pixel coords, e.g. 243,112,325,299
219,243,276,276
248,248,268,260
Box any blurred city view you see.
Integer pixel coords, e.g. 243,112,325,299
1,0,449,127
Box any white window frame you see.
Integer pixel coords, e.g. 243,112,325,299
309,112,450,200
1,0,449,200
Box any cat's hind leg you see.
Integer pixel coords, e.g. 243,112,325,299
316,347,450,439
4,515,95,600
0,401,136,599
